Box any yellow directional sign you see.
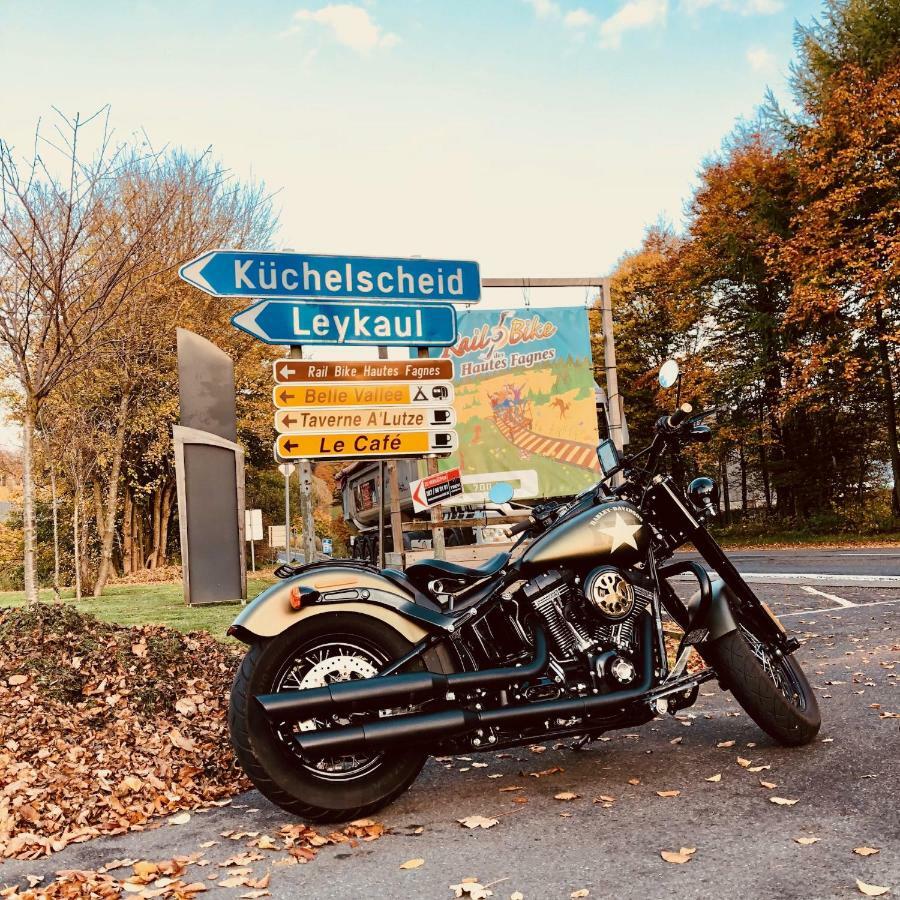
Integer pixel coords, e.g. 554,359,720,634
275,406,456,434
273,381,454,409
276,430,458,460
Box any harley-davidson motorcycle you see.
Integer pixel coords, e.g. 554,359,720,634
228,359,820,821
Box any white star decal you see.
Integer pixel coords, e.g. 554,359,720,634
596,512,642,551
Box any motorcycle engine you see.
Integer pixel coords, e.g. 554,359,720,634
520,567,652,683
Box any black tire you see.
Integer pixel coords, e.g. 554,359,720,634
705,626,821,746
229,613,428,822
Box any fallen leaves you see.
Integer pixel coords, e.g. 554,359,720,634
168,813,191,826
769,797,799,806
854,847,880,857
856,880,890,896
0,603,247,860
661,847,697,864
656,790,681,798
716,740,735,748
458,815,499,830
736,757,752,768
705,774,722,782
760,780,778,790
554,792,580,801
400,858,425,869
450,878,493,898
794,837,819,845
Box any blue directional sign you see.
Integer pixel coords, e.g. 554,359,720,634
180,249,481,304
231,300,458,347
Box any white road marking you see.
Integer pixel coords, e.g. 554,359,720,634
676,572,900,587
801,585,856,607
778,597,900,618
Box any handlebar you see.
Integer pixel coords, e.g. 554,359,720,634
667,402,694,429
508,517,534,536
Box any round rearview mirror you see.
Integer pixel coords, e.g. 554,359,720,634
659,359,680,389
488,482,515,504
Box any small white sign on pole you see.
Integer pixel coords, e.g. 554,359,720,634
268,524,287,548
245,508,263,541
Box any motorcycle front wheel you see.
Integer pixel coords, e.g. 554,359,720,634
229,612,428,822
706,624,821,746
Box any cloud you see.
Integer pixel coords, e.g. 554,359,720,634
563,7,596,27
746,45,776,72
599,0,668,48
285,4,399,52
522,0,562,19
682,0,783,14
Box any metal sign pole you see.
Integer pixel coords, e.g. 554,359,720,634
418,345,446,561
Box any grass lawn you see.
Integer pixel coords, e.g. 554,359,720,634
0,576,278,640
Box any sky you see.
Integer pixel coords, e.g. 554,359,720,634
0,0,822,446
0,0,822,278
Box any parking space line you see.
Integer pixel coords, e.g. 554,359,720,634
801,585,856,607
778,597,900,618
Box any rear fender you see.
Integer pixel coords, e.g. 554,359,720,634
229,564,456,645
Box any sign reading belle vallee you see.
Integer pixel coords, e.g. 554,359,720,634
180,250,481,303
273,382,454,408
273,358,454,384
232,300,457,347
275,406,455,433
276,430,458,460
410,467,463,513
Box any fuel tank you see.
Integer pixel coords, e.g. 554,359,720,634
521,500,649,573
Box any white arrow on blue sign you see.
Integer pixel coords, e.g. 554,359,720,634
180,249,481,304
231,300,458,347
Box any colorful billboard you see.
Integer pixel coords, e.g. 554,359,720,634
433,306,600,501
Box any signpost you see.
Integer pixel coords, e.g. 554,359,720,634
276,430,458,460
180,250,481,304
273,358,454,384
410,467,463,513
273,382,454,408
244,508,263,571
274,406,455,433
231,300,458,347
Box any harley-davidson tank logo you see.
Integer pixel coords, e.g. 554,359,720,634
590,507,643,551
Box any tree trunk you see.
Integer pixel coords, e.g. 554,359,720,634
148,486,163,569
122,487,134,576
874,304,900,517
758,431,773,513
21,398,38,605
92,394,131,596
49,461,61,600
738,443,748,513
73,484,82,602
720,452,732,526
150,481,175,569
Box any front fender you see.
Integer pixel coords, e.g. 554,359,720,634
230,564,456,644
686,577,739,641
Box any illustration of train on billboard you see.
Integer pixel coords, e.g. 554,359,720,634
435,305,600,501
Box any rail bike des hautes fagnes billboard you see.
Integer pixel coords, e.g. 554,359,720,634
433,306,600,501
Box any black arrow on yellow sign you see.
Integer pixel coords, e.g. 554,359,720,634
282,438,299,453
278,388,293,404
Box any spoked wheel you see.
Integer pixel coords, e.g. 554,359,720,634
229,613,428,822
705,623,821,746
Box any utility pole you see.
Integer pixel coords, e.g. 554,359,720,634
599,278,624,453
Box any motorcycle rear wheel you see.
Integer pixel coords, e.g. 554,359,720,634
229,613,428,822
706,625,821,746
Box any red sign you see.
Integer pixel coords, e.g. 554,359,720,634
410,467,463,513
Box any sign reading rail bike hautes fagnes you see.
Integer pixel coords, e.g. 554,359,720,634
432,306,600,501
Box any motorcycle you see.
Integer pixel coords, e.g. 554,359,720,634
228,359,820,822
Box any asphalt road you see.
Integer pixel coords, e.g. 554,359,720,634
3,557,898,899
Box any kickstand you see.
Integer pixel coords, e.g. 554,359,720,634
570,734,594,751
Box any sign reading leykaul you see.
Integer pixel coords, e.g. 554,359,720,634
410,467,464,513
179,250,481,303
231,299,457,347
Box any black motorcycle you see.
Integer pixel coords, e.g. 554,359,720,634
228,359,820,821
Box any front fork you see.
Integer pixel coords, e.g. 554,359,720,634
688,525,799,655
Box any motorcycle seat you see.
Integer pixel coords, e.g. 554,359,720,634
404,552,509,591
